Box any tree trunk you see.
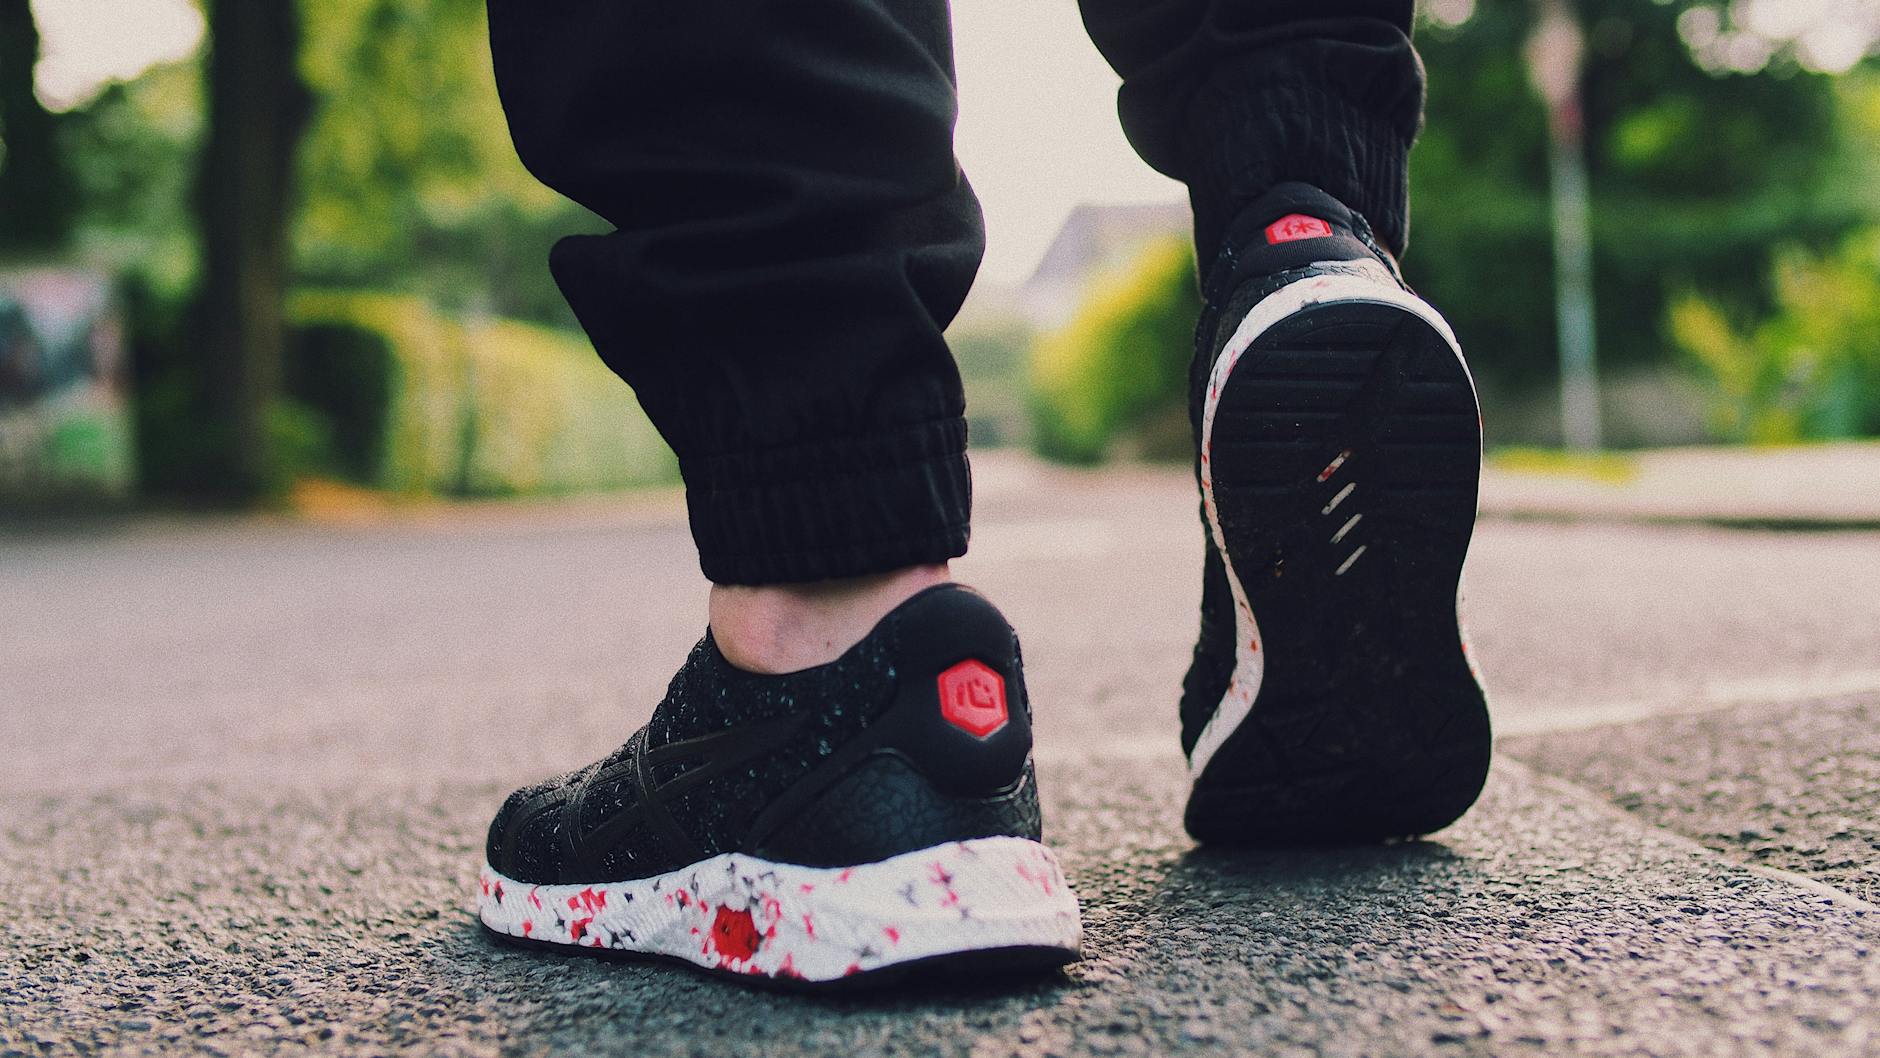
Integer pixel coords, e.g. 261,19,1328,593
192,0,310,499
0,0,76,256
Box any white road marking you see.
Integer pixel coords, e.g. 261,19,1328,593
1494,668,1880,737
1036,668,1880,764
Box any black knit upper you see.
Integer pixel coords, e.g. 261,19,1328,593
486,584,1039,884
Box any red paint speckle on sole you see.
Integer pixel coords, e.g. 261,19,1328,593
708,906,763,965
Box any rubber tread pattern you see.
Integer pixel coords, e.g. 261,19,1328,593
1187,300,1491,845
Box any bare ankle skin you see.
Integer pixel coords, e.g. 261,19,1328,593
708,564,952,675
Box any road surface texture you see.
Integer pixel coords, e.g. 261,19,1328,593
5,452,1878,1057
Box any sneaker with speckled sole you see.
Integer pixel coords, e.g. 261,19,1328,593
1180,183,1492,845
477,584,1082,988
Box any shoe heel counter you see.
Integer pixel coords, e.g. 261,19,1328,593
748,585,1043,867
754,754,1043,868
873,584,1034,798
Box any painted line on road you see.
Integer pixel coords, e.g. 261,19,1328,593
1033,741,1880,918
1035,668,1880,766
1493,669,1880,738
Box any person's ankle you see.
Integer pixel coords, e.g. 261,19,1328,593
708,564,952,675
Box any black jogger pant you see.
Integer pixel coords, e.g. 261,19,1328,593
486,0,1424,585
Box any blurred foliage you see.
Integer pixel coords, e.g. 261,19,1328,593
1671,228,1880,442
0,394,136,506
12,0,1880,497
54,0,597,327
58,64,202,295
1487,445,1637,483
285,316,394,481
289,291,676,495
1029,238,1198,464
1026,0,1880,463
294,0,600,323
1408,0,1858,397
37,0,637,498
133,281,677,501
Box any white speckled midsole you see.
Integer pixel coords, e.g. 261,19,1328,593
478,836,1082,982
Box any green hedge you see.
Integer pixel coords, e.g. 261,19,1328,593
288,291,676,495
1027,238,1200,465
1670,230,1880,442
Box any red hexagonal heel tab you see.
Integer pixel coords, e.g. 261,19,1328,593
1266,213,1333,245
937,659,1009,739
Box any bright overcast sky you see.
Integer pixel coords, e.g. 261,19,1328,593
29,0,1177,284
950,0,1184,281
29,0,203,111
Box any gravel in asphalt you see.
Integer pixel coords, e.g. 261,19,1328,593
5,456,1879,1056
1506,694,1880,905
4,759,1876,1057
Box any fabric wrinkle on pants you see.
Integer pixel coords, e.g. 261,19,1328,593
485,0,1424,585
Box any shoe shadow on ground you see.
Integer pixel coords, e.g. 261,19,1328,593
432,912,1080,1003
1,781,1492,1056
418,838,1473,1055
1073,838,1471,986
1162,838,1465,905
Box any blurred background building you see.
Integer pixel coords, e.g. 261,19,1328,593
3,0,1880,510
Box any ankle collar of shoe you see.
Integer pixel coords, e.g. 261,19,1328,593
1204,183,1402,301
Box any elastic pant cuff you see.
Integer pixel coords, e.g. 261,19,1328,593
1186,81,1415,269
684,418,971,585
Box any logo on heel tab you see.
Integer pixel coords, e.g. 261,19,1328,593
938,660,1008,739
1267,214,1334,244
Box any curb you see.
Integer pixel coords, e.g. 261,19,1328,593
1479,442,1880,531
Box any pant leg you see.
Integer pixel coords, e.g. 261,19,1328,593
486,0,981,585
1078,0,1424,272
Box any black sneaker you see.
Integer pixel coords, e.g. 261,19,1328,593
477,584,1082,987
1180,183,1492,845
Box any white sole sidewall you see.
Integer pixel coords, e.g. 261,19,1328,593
477,835,1082,983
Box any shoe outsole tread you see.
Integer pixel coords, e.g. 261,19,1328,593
1189,298,1491,846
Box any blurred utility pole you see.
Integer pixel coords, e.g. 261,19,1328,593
1527,0,1603,452
192,0,311,498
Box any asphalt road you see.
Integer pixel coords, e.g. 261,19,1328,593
4,453,1878,1057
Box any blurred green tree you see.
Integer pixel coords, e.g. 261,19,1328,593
1027,1,1874,460
0,0,77,255
60,63,201,291
185,0,313,499
14,0,1880,491
57,0,598,498
294,0,598,323
1409,0,1855,405
1029,238,1200,464
1672,226,1880,442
